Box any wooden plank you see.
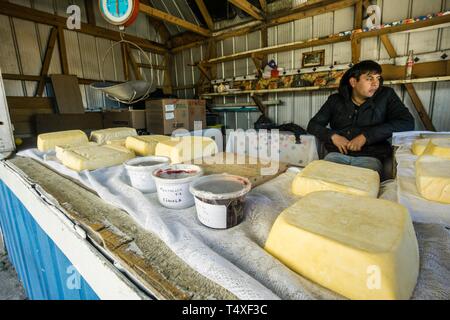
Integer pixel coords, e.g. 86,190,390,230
351,37,361,63
0,1,167,55
139,3,211,37
207,35,351,64
163,53,173,94
228,0,264,20
122,43,130,81
6,97,54,110
354,0,363,29
50,75,84,114
268,0,358,26
84,0,96,26
195,0,214,30
137,63,166,71
404,83,436,131
184,153,288,188
57,26,69,75
380,34,397,58
355,14,450,40
36,28,58,97
125,45,142,81
259,0,267,13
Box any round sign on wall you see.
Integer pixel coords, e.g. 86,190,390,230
99,0,140,27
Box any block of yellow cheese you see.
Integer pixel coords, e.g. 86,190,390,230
415,155,450,204
265,191,419,300
412,138,450,158
125,135,171,156
291,160,380,198
106,139,127,147
90,127,137,145
37,130,88,152
155,136,218,163
55,142,98,161
60,144,135,171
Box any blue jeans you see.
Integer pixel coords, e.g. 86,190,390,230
324,152,383,176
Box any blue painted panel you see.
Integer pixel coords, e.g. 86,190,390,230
0,180,99,300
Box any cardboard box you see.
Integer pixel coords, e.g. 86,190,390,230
35,113,103,134
103,109,146,129
145,99,189,135
187,99,206,131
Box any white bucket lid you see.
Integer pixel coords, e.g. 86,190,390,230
124,156,170,171
152,164,203,184
190,174,251,201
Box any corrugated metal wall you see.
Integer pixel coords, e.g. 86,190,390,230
0,0,164,110
172,0,450,131
0,180,99,300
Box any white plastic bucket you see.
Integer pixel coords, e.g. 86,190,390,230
152,164,203,209
190,174,251,229
124,156,170,193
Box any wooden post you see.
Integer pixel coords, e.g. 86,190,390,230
121,43,129,81
163,53,173,94
125,45,142,80
36,27,58,96
354,0,363,29
404,84,436,131
57,26,69,75
380,33,436,131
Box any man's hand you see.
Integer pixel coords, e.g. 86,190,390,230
331,134,350,154
347,134,367,152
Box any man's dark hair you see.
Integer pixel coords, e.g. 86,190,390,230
339,60,384,94
346,60,383,82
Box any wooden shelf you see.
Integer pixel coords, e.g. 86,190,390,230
201,76,450,98
202,14,450,66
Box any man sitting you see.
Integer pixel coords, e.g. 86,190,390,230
307,60,414,177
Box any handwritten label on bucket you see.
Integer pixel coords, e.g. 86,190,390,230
195,198,227,229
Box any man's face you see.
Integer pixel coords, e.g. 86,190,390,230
349,72,381,99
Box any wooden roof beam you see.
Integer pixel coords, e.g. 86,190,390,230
195,0,214,30
228,0,265,21
268,0,358,26
259,0,267,13
139,3,211,37
0,1,167,55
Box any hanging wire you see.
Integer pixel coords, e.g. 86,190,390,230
98,30,155,104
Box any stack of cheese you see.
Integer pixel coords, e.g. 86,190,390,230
265,191,419,300
413,138,450,204
154,136,218,164
37,129,137,171
265,160,421,299
291,160,380,198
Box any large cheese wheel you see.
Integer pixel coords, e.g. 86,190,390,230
155,136,218,163
412,138,450,158
90,127,137,145
265,191,419,300
415,155,450,204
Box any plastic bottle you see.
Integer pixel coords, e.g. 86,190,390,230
405,50,414,80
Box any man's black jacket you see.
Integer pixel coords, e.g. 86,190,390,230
307,84,415,161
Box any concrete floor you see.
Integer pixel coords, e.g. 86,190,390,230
0,231,27,300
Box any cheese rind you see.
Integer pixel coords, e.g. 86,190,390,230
125,135,171,156
412,138,450,158
90,127,137,145
155,136,218,163
60,144,135,171
37,130,88,152
415,155,450,204
291,160,380,198
265,191,419,300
